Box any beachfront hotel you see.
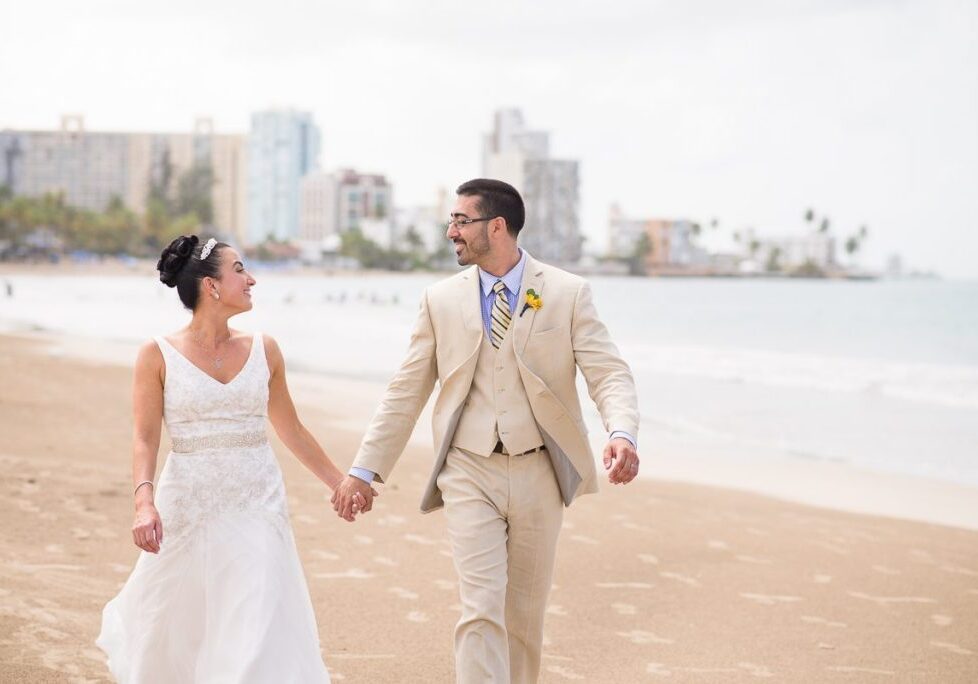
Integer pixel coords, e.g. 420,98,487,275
246,108,321,245
0,116,248,244
482,108,583,265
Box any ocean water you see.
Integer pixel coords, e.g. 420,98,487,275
2,271,976,487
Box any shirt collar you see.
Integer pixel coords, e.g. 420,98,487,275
478,249,527,297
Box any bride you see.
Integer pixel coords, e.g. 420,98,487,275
97,235,370,682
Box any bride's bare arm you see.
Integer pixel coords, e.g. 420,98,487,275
131,341,165,553
265,335,349,494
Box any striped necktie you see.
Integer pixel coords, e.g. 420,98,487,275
490,280,511,349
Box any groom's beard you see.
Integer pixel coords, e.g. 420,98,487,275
453,227,490,266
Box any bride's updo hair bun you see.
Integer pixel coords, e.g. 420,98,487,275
156,235,229,310
157,235,199,287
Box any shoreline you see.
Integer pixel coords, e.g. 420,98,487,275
2,332,977,681
8,328,978,532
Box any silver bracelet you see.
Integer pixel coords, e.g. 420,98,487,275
134,480,154,496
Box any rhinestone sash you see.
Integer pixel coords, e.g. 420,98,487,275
171,430,268,453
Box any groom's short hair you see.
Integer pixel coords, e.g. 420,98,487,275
456,178,525,237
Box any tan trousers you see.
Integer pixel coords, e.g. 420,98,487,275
436,446,564,684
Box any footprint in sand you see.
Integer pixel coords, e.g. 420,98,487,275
596,582,653,589
403,534,438,545
931,641,973,655
44,544,64,554
314,568,375,579
736,555,772,565
545,665,585,679
940,565,978,577
737,662,775,677
293,514,317,525
847,591,936,606
826,666,895,676
569,535,599,545
813,540,849,555
373,556,398,567
647,663,772,677
611,602,637,615
659,572,701,587
354,535,373,545
872,565,901,575
406,611,429,623
623,522,652,532
638,554,659,565
707,540,730,550
561,520,576,530
376,514,406,527
16,499,41,513
547,605,568,616
931,614,952,626
740,593,802,606
434,579,456,590
109,563,131,574
388,587,419,600
617,630,673,644
909,549,936,564
311,550,340,561
745,527,770,537
801,615,847,628
813,574,832,584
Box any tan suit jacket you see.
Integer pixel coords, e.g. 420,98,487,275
352,252,640,512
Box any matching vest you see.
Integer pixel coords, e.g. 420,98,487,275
451,328,545,457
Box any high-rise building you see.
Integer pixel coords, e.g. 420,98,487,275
299,168,392,242
482,109,582,264
247,109,320,244
0,116,248,243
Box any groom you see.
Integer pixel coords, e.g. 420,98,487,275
332,178,640,682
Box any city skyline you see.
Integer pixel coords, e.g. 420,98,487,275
1,1,976,277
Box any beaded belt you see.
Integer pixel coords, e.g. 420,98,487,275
171,430,268,453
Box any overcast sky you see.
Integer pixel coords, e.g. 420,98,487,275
2,0,976,277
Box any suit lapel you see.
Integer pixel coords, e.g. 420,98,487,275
512,253,544,356
458,266,484,336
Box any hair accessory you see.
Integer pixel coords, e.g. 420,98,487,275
199,238,217,260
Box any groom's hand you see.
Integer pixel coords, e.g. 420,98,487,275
331,475,378,522
603,437,640,485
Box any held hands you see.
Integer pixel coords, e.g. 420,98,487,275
330,475,380,522
132,503,163,553
603,437,640,485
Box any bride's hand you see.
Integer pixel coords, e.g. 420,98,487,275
132,504,164,554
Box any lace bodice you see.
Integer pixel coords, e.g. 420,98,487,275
155,333,269,440
152,332,288,548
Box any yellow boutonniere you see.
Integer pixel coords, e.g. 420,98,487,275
520,289,543,317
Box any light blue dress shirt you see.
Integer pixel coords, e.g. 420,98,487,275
349,250,635,484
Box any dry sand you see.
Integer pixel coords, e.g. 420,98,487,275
1,333,977,682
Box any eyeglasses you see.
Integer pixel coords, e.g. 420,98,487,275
446,216,494,229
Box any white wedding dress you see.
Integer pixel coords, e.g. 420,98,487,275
97,333,331,683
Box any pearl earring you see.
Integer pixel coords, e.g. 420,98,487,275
213,291,220,300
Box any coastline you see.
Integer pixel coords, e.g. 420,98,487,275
11,326,978,532
1,331,977,681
